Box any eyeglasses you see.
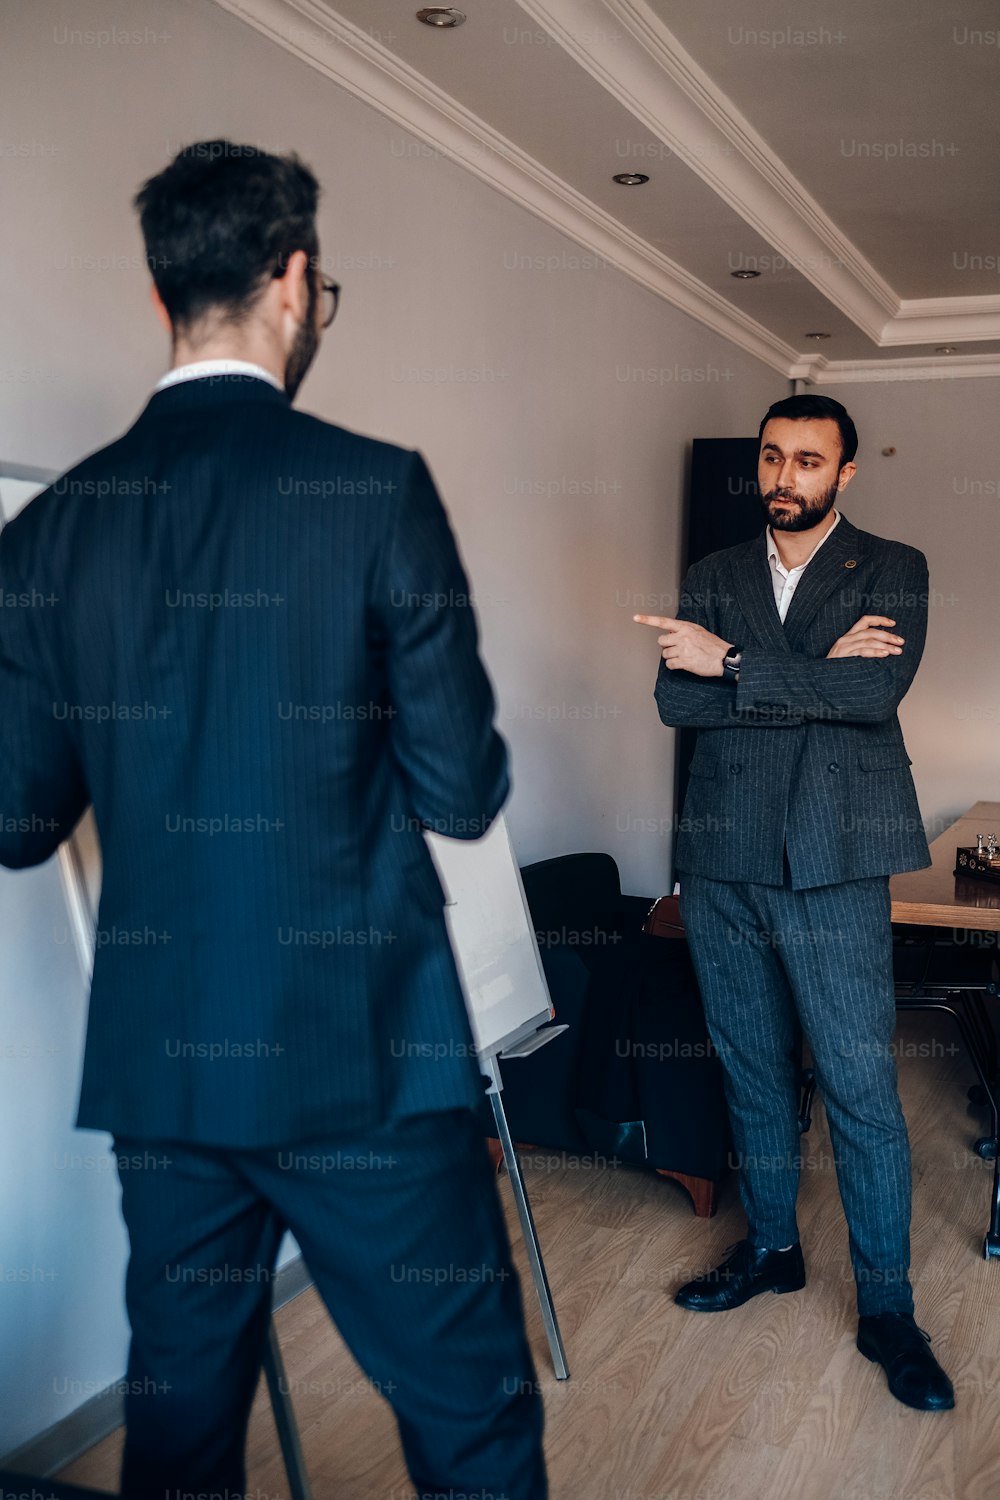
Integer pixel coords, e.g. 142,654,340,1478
271,258,341,328
319,278,340,329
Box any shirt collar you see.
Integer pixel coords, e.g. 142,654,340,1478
155,359,284,394
766,507,840,573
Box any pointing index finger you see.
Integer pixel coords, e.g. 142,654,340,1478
633,614,677,628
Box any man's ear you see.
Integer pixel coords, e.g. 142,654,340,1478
836,461,857,492
150,282,173,335
272,248,311,323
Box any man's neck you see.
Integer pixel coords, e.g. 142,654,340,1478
769,507,838,570
169,336,284,390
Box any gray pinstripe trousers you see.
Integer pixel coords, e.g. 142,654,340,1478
679,867,914,1317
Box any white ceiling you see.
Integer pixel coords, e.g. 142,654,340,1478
212,0,1000,380
656,0,1000,300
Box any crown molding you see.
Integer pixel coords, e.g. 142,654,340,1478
885,297,1000,345
518,0,1000,351
518,0,894,340
209,0,1000,383
211,0,800,374
792,352,1000,384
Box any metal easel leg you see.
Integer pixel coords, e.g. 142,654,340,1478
487,1058,570,1380
987,1153,1000,1259
262,1319,314,1500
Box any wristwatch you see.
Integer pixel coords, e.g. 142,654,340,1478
722,644,743,682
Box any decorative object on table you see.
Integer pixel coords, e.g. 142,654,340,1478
956,833,1000,883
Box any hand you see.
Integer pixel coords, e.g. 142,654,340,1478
634,614,733,677
827,615,904,660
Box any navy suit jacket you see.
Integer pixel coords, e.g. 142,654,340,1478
656,514,932,888
0,375,509,1146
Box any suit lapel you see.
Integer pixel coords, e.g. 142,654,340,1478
730,533,792,654
781,514,866,648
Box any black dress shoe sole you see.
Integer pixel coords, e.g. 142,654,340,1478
856,1332,956,1411
674,1277,805,1311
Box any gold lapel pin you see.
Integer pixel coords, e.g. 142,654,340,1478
844,559,858,569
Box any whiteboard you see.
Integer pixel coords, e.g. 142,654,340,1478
426,813,553,1059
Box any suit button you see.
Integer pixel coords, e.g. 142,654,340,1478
729,763,742,774
828,761,840,772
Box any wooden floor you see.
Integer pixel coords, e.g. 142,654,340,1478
60,1011,1000,1500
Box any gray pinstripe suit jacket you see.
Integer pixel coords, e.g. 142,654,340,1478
0,376,509,1145
656,514,932,888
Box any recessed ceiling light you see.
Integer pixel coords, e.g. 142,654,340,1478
804,332,832,340
416,7,466,26
612,173,649,186
934,345,958,354
730,269,760,280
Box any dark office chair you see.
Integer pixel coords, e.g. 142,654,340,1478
890,929,999,1155
478,852,732,1217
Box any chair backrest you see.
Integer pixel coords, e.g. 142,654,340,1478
519,852,623,946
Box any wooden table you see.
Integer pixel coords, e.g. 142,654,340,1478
890,800,1000,1256
891,799,1000,928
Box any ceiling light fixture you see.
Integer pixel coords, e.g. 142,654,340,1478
730,269,760,280
612,173,649,186
934,345,958,354
804,332,832,340
416,7,466,26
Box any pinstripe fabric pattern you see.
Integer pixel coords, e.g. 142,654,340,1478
113,1110,546,1499
655,515,931,888
679,871,913,1317
0,376,510,1145
656,519,929,1317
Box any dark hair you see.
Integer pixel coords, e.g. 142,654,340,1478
757,394,858,468
134,140,320,331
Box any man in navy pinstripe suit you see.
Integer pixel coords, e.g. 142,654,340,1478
0,143,547,1496
638,394,954,1412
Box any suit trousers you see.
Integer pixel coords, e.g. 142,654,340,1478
678,868,914,1318
113,1107,547,1499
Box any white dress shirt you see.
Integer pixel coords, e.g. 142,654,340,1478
765,508,841,624
154,358,283,393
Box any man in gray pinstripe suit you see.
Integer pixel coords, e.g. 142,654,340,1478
637,394,954,1412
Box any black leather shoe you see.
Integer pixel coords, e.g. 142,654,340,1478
674,1239,805,1312
856,1312,955,1411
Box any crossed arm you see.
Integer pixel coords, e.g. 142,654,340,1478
641,548,929,729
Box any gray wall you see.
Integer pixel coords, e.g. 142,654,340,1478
2,0,996,1460
1,479,135,1463
0,478,130,1458
810,377,1000,838
0,0,781,1457
0,857,129,1458
1,0,783,903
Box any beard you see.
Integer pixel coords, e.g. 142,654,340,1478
760,479,839,532
283,278,320,401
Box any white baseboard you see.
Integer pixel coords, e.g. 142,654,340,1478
0,1255,314,1478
